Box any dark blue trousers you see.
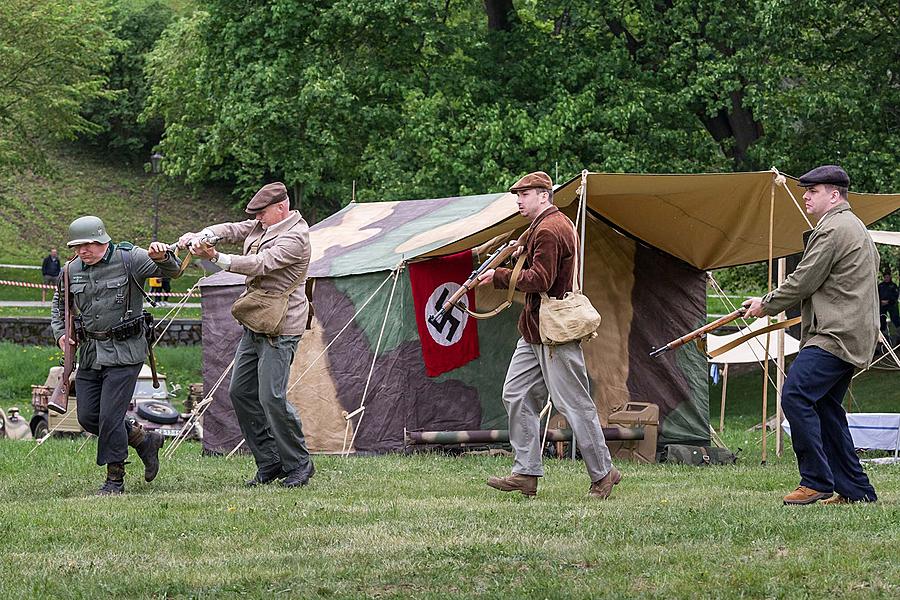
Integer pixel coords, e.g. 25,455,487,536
782,346,877,501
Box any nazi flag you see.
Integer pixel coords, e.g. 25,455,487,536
408,250,480,377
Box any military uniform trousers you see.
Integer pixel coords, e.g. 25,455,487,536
503,337,613,481
76,363,143,465
229,328,310,472
782,346,877,501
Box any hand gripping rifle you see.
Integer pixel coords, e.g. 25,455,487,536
173,233,222,277
427,229,530,328
649,307,746,358
48,265,75,414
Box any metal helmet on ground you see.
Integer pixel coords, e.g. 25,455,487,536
67,216,111,247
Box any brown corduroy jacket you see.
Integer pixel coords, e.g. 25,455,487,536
493,206,578,344
209,211,311,336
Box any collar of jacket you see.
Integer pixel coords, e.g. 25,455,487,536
529,205,559,230
815,201,852,228
255,210,302,244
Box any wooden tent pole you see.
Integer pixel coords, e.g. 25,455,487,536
776,257,787,456
719,363,729,433
761,178,776,465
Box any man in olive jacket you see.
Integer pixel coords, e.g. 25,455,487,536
51,216,181,495
745,165,879,505
477,171,620,499
180,182,314,488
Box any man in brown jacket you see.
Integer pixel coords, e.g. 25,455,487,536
180,182,314,488
477,171,620,499
745,165,879,505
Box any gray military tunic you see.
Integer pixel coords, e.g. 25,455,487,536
51,243,181,368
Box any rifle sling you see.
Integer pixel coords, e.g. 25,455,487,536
707,316,802,359
462,250,528,320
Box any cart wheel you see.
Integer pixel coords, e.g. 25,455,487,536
31,416,49,438
136,401,180,424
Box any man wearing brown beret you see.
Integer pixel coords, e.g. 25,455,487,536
179,182,315,488
744,165,879,505
476,171,621,499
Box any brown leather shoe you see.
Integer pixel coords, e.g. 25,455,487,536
783,486,833,505
486,473,538,497
588,467,622,499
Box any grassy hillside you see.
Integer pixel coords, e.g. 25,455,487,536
0,145,244,264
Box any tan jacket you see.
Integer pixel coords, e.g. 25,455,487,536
210,211,310,336
762,202,880,368
492,207,578,344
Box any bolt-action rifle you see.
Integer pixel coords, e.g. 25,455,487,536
650,308,746,358
428,229,530,328
48,265,75,414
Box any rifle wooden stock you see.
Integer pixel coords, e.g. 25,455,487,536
48,266,75,414
650,308,746,358
429,230,529,325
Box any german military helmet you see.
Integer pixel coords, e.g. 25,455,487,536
67,216,111,247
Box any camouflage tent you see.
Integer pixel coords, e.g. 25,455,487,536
199,171,900,455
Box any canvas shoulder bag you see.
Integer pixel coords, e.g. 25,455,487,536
231,276,304,336
230,224,305,336
538,231,602,345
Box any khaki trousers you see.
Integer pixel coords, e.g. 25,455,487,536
503,337,612,482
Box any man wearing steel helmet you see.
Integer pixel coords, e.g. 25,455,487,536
51,216,181,495
744,165,879,505
178,182,314,489
476,171,620,499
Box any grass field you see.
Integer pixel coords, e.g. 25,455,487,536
1,344,899,598
0,431,897,599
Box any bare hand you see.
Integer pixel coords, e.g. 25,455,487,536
147,241,169,260
177,232,198,249
58,335,75,351
190,242,217,260
743,297,766,318
477,268,495,287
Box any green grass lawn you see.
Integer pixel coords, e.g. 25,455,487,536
0,437,897,599
0,342,898,597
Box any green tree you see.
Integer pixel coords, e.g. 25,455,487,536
143,0,898,219
80,0,176,160
0,0,118,169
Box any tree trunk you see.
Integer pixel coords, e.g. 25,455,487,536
697,91,763,169
484,0,516,31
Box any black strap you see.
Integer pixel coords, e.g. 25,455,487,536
120,247,157,315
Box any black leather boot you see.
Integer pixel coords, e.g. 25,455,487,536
128,421,164,482
97,462,126,495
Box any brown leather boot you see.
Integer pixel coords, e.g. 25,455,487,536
588,467,622,499
486,473,538,497
783,486,832,505
97,462,125,496
128,421,164,482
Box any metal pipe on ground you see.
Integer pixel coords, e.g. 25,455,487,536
404,426,643,446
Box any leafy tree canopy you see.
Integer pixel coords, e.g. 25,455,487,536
142,0,898,219
0,0,119,170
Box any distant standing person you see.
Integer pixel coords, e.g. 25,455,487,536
51,216,182,495
877,270,899,343
178,182,314,488
744,165,879,505
476,171,620,499
41,247,61,302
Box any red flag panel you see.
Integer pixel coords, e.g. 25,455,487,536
408,250,480,377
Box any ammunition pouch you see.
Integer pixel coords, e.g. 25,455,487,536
108,312,149,341
73,316,86,343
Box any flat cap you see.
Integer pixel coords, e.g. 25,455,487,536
509,171,553,193
245,182,289,214
798,165,850,188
